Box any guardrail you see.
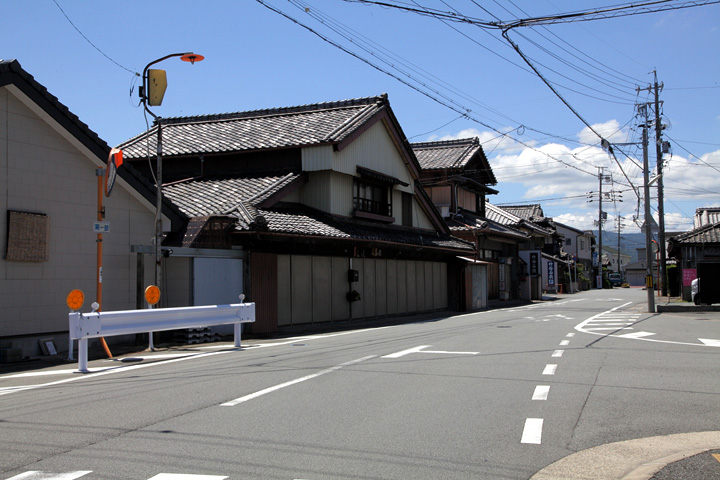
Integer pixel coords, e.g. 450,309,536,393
69,302,255,373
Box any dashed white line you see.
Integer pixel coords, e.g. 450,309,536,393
551,350,564,358
542,364,557,375
532,385,550,401
559,340,570,346
521,418,544,444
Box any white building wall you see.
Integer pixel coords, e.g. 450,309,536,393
300,123,434,229
0,86,155,347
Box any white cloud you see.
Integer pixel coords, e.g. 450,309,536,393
577,119,630,145
445,124,718,234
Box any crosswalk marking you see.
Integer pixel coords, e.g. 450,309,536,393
7,472,92,480
7,473,228,480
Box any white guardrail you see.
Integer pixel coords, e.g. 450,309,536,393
69,302,255,373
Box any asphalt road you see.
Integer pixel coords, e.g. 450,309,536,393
1,288,718,479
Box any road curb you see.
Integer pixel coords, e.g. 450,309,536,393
530,431,720,480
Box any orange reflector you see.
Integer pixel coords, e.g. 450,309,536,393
145,285,161,305
66,289,85,311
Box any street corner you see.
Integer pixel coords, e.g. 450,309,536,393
529,431,720,480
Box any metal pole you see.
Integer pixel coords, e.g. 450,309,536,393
641,114,656,313
155,119,163,296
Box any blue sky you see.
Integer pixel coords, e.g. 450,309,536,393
3,0,719,235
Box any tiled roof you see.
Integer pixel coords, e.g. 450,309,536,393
499,204,545,221
412,138,483,170
234,203,474,252
669,221,720,245
162,172,302,217
485,202,554,236
412,137,497,186
119,95,390,159
446,209,529,240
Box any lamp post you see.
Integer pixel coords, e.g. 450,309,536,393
139,52,204,300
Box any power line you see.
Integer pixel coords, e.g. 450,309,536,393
52,0,139,76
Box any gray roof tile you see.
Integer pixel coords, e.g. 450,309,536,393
236,204,474,252
162,173,301,217
119,95,388,159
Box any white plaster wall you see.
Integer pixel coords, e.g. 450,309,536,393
0,87,155,340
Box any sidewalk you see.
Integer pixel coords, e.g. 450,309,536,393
530,432,720,480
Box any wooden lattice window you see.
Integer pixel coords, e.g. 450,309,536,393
5,210,50,262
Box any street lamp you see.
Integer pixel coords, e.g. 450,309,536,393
139,52,204,301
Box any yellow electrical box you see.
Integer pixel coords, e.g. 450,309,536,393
147,69,168,106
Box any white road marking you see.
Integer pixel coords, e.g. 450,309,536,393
7,472,92,480
382,346,432,358
532,385,550,401
559,340,570,346
551,350,564,358
566,333,575,337
148,475,228,480
542,364,557,375
382,346,479,358
521,418,544,444
421,349,480,355
575,303,717,347
220,356,376,406
616,331,657,339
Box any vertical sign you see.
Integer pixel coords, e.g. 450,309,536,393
683,268,697,287
530,252,539,276
499,260,506,291
547,260,555,287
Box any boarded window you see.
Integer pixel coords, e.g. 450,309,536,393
6,210,50,262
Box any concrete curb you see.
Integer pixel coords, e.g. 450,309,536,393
656,304,720,312
530,431,720,480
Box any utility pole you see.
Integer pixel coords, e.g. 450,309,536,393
637,73,667,296
597,167,604,288
616,215,624,278
588,169,612,288
640,104,656,313
653,72,668,296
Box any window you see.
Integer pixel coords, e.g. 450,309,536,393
402,192,412,227
353,178,391,218
565,238,572,246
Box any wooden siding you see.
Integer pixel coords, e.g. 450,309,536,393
249,252,279,334
274,255,448,327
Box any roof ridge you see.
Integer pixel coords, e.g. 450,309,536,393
411,137,479,149
160,94,386,126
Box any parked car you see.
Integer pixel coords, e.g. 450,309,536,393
609,272,622,287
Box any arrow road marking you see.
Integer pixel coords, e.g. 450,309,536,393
382,345,480,358
699,338,720,347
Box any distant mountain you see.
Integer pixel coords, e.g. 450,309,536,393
593,230,647,263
